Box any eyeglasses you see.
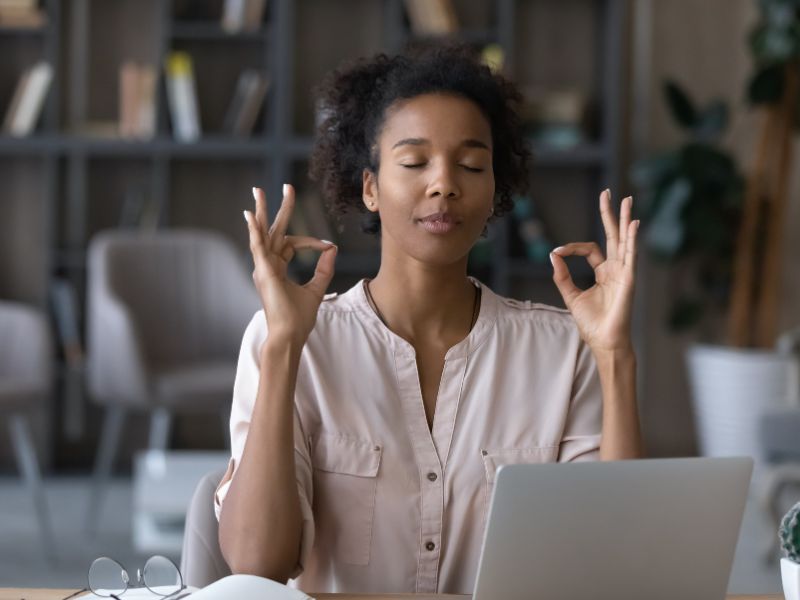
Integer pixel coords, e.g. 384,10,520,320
62,555,189,600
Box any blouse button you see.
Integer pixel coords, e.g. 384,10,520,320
427,472,438,482
425,541,436,551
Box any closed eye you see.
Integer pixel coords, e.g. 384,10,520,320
400,163,425,169
461,165,484,172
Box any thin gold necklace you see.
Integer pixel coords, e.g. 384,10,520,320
363,278,481,332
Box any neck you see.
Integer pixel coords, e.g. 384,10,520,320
367,254,477,345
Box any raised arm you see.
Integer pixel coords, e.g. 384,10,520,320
218,184,337,581
549,189,644,460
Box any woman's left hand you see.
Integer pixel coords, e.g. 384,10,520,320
550,189,639,354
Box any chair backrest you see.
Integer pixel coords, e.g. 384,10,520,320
181,468,232,588
0,300,51,383
87,229,259,373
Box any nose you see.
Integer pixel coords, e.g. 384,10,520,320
427,161,460,199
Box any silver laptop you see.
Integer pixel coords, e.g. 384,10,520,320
473,457,753,600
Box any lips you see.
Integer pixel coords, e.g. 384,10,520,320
418,211,458,223
416,211,460,234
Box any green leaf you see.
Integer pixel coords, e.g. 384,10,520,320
644,177,692,259
694,101,729,139
748,63,786,104
664,81,698,130
749,23,797,62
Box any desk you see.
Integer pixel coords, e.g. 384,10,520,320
0,592,785,600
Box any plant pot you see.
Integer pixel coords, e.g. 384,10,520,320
685,344,799,462
782,558,800,600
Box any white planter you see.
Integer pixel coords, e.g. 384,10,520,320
685,344,799,462
782,558,800,600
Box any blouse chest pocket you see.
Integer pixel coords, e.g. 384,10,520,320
480,446,558,525
311,432,382,566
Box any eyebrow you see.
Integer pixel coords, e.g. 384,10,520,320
391,137,491,151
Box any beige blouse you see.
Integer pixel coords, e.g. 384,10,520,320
215,277,602,595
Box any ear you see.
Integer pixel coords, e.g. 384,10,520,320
362,168,379,212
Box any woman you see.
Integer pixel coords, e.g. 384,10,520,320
216,46,643,594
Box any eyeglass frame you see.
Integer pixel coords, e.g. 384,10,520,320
60,554,188,600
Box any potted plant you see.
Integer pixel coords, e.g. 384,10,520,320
780,501,800,600
631,0,800,464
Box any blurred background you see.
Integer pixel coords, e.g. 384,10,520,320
0,0,799,593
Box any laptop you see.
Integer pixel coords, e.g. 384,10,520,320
473,456,753,600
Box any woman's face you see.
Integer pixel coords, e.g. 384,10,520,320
363,93,495,267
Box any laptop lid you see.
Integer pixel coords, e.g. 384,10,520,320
472,456,753,600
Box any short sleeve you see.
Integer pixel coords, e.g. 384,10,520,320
557,338,602,462
213,310,315,580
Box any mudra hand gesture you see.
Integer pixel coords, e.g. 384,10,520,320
550,189,639,354
244,184,337,345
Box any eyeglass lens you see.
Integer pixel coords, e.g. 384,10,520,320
142,555,183,596
88,557,128,597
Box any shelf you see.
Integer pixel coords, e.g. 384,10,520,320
170,21,270,42
0,135,60,155
0,24,47,35
404,28,497,46
530,142,607,167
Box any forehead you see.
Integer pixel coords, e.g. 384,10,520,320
378,93,492,147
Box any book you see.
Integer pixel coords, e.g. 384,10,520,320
2,61,53,137
0,6,46,27
119,61,157,140
243,0,267,31
221,0,246,33
223,69,269,136
164,51,201,142
222,0,267,33
404,0,458,35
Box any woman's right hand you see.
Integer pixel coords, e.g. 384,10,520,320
244,184,337,346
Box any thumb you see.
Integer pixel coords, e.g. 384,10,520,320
550,252,580,309
305,244,337,298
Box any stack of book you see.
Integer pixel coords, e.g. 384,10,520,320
164,51,201,142
119,61,157,140
1,60,53,137
403,0,458,36
222,69,269,137
221,0,267,33
0,0,46,28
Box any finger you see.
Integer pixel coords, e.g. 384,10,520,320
550,252,581,308
269,184,295,251
284,235,337,252
599,189,618,260
551,242,604,270
253,187,271,245
618,196,632,259
624,219,640,269
305,245,338,298
244,209,275,277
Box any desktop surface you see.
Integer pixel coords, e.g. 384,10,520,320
0,591,784,600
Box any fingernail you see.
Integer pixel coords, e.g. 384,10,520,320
283,183,289,196
635,219,641,229
321,239,337,247
549,253,556,267
252,187,258,204
552,246,564,254
243,210,250,224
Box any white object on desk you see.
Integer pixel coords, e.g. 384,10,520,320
783,558,800,600
132,450,229,555
189,574,315,599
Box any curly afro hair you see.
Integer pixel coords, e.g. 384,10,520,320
308,44,531,235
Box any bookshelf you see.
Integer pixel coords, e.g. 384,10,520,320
0,0,627,470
